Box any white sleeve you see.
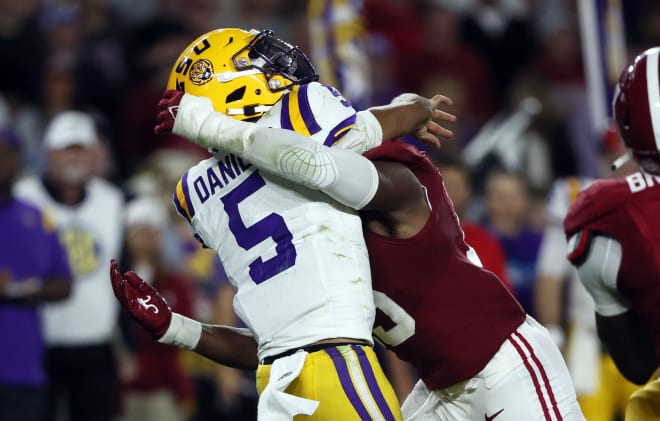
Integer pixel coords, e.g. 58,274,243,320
243,124,380,210
334,110,383,154
568,234,631,316
172,93,379,210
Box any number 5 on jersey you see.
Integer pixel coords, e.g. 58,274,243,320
221,172,297,284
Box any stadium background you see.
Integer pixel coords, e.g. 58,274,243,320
1,0,658,420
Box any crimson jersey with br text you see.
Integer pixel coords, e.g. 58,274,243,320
363,141,526,390
564,171,660,356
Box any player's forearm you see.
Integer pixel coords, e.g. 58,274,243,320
195,325,258,370
173,95,379,209
367,94,432,141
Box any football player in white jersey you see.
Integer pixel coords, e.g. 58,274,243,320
111,28,453,420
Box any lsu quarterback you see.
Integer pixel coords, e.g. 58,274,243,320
111,27,452,421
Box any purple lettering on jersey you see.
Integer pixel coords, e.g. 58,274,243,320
230,154,251,171
221,171,296,284
193,175,210,204
217,155,237,184
206,166,224,195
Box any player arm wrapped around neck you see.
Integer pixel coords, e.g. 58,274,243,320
170,92,380,210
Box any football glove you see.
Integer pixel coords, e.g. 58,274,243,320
110,259,172,339
110,259,202,349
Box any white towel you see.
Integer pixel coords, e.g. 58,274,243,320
257,350,320,420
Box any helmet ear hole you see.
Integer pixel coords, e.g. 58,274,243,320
226,86,246,103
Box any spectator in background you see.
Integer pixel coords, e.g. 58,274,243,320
117,195,195,421
172,218,258,421
399,2,497,148
75,0,129,136
14,111,125,421
0,0,46,106
307,0,373,110
118,18,209,178
484,170,542,316
460,0,537,104
521,18,596,178
438,156,512,290
0,127,71,421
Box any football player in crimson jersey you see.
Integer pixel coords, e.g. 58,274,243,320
113,28,584,420
151,90,585,420
564,47,660,420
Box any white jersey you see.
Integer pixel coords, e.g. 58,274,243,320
15,176,124,345
172,82,378,359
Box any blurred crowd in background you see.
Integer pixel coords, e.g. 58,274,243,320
1,0,660,420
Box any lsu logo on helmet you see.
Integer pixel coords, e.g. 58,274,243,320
167,28,319,121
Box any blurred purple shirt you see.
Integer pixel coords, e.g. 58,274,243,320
0,198,71,387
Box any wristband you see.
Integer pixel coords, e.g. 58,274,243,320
158,313,203,350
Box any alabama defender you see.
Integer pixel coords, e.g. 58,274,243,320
565,47,660,420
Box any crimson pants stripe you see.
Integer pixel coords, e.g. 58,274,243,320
513,332,563,421
351,345,397,421
325,347,372,420
508,336,552,421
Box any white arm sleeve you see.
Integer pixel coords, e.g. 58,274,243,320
569,234,631,316
173,93,379,210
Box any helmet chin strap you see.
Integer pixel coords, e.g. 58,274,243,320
611,150,632,171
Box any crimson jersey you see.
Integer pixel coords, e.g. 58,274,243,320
363,141,526,390
564,171,660,356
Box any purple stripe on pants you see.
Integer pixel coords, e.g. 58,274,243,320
325,347,373,420
352,345,397,421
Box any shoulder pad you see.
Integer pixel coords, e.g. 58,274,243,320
564,178,626,236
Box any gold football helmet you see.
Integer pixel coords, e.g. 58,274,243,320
167,28,318,121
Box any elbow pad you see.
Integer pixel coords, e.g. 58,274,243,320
173,93,380,209
246,126,379,210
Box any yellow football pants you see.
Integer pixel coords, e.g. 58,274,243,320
257,344,403,420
